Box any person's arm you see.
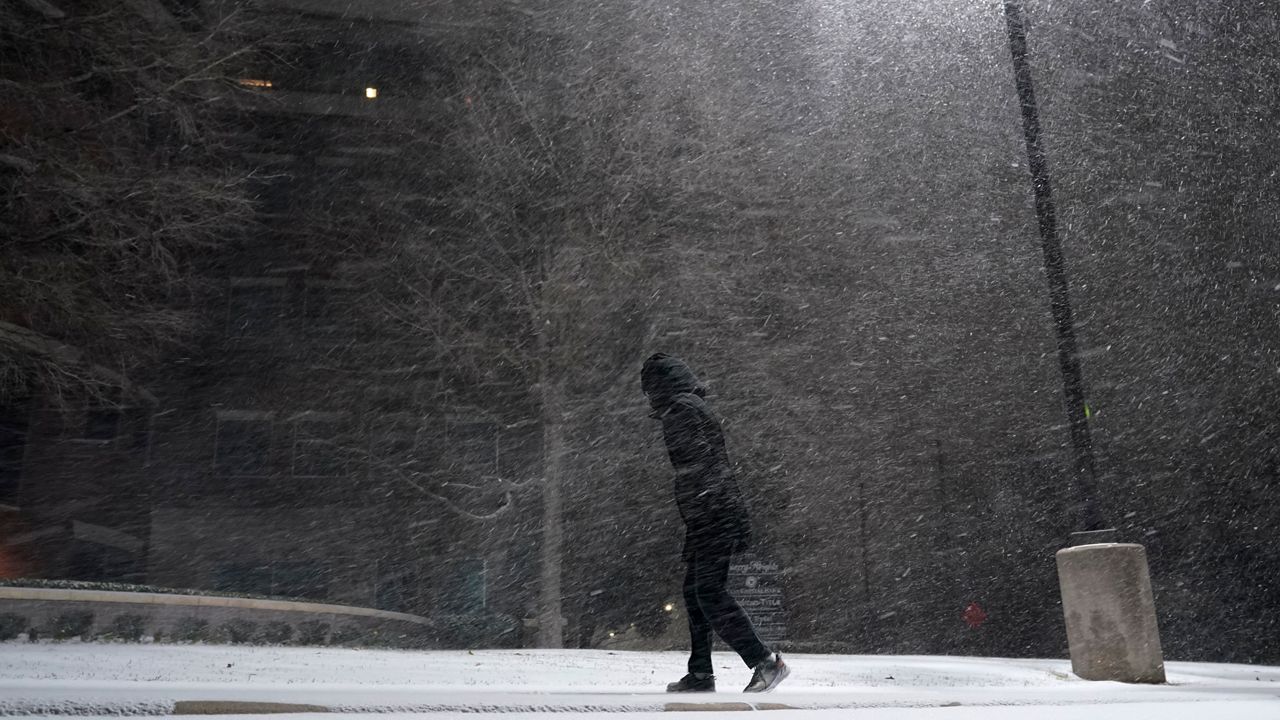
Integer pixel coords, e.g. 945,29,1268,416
666,395,748,546
666,394,717,472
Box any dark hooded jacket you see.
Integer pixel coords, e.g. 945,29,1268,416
641,354,751,561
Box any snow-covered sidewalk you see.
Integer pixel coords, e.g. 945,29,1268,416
1,643,1278,718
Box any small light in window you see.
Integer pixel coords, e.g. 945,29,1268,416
365,87,378,99
238,79,273,88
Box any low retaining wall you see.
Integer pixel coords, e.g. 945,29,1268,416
0,587,512,648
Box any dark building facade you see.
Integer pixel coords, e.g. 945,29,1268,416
2,0,545,642
141,0,545,624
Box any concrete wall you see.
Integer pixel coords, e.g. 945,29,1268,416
0,586,505,648
146,506,529,627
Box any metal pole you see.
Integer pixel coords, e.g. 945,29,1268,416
1002,1,1105,533
859,480,870,601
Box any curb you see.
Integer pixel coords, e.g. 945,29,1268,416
160,696,798,707
162,700,803,715
663,703,797,712
173,702,332,715
1,699,817,716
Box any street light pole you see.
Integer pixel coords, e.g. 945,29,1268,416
1003,8,1162,682
1002,1,1106,534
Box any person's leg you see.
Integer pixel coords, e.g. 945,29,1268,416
683,560,715,676
690,553,771,669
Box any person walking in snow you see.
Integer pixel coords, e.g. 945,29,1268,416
640,353,789,694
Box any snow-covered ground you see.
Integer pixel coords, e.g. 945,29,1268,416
1,643,1278,719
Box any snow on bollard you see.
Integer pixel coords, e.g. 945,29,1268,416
1056,543,1165,683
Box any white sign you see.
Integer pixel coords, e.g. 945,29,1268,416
727,554,786,644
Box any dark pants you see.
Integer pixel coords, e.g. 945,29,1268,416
683,551,771,675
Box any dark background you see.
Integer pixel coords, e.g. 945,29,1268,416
2,0,1276,663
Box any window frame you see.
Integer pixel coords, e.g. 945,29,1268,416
289,411,349,479
213,410,275,478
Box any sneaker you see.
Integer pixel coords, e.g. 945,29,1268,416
743,654,789,693
667,673,716,693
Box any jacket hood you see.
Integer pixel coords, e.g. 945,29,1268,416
641,353,707,414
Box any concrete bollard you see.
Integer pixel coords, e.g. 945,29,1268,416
1056,543,1165,683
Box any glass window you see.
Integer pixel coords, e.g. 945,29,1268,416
291,413,347,478
80,389,124,441
440,558,487,614
214,413,273,477
271,559,330,600
444,420,497,480
82,404,121,441
303,280,355,339
0,405,29,505
227,278,288,339
371,414,437,479
213,562,273,597
374,564,417,613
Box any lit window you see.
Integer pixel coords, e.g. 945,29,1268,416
238,78,273,88
365,87,378,99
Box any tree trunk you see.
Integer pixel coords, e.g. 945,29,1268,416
536,375,565,648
